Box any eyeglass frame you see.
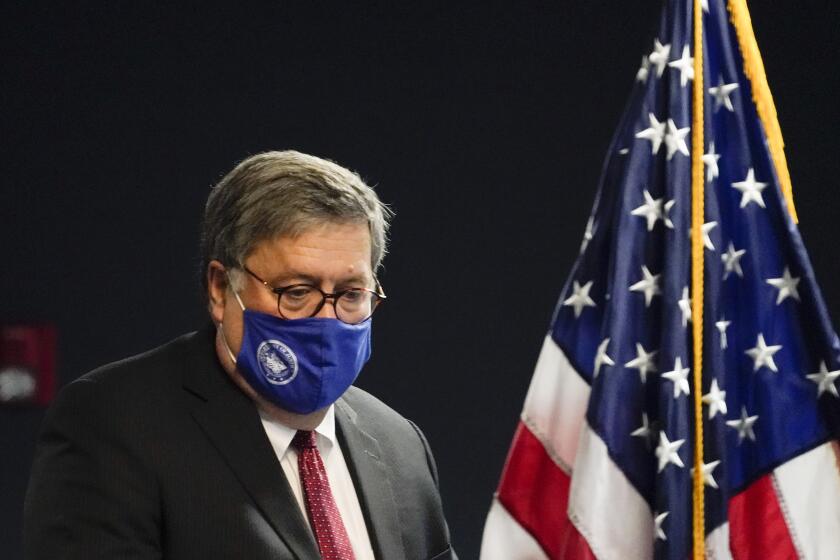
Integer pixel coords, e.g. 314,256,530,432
237,264,387,323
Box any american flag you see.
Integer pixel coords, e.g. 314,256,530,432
481,1,840,558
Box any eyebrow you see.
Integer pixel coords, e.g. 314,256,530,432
267,271,370,288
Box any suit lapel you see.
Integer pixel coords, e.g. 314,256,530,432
182,328,320,560
336,398,406,560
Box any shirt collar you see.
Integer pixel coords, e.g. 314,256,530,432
259,405,337,458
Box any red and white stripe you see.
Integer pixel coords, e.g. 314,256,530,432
480,334,840,559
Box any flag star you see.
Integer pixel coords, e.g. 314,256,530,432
668,45,694,87
631,412,655,447
664,119,690,160
691,460,721,489
618,147,630,155
629,266,662,307
721,243,747,280
703,142,721,182
635,113,666,155
655,431,685,472
579,216,598,254
709,76,739,112
625,343,659,383
678,287,692,327
701,0,709,13
631,189,665,231
701,221,718,251
563,280,596,318
663,199,676,229
726,406,758,443
732,168,768,208
654,511,669,541
702,379,728,419
648,39,672,78
662,356,691,398
593,337,615,377
715,317,732,350
806,361,840,398
745,333,783,373
636,56,651,83
766,267,801,304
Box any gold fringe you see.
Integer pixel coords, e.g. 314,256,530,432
690,1,707,558
727,0,798,222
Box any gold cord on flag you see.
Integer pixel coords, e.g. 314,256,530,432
690,0,706,558
727,0,798,222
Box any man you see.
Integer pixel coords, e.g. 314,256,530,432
24,151,456,559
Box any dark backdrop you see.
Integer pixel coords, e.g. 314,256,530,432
2,2,838,558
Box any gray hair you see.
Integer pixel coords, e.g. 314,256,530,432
201,150,392,291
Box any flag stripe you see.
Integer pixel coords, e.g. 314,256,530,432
728,474,797,560
480,499,549,560
496,422,596,559
522,335,592,471
706,523,733,560
773,441,840,559
569,422,654,560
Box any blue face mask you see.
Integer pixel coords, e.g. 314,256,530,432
220,289,372,415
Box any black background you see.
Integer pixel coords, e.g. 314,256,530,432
2,2,838,558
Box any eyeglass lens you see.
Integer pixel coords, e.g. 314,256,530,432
278,286,378,323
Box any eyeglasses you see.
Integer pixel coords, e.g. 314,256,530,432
240,265,386,324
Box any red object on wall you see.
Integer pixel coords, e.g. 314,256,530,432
0,324,57,406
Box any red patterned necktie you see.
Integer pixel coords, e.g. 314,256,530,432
291,430,357,560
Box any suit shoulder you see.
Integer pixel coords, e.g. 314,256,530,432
54,329,211,415
78,329,204,389
341,385,407,422
340,385,430,444
40,329,214,448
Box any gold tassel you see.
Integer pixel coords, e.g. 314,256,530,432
727,0,798,222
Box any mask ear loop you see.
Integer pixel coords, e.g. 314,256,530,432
226,270,247,311
218,269,246,364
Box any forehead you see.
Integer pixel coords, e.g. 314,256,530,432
246,221,373,281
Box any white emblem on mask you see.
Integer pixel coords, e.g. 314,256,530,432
256,340,298,385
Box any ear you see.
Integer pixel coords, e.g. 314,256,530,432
207,260,229,324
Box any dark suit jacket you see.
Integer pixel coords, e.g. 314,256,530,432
23,327,456,559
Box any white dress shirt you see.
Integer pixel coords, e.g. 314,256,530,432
259,406,375,560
